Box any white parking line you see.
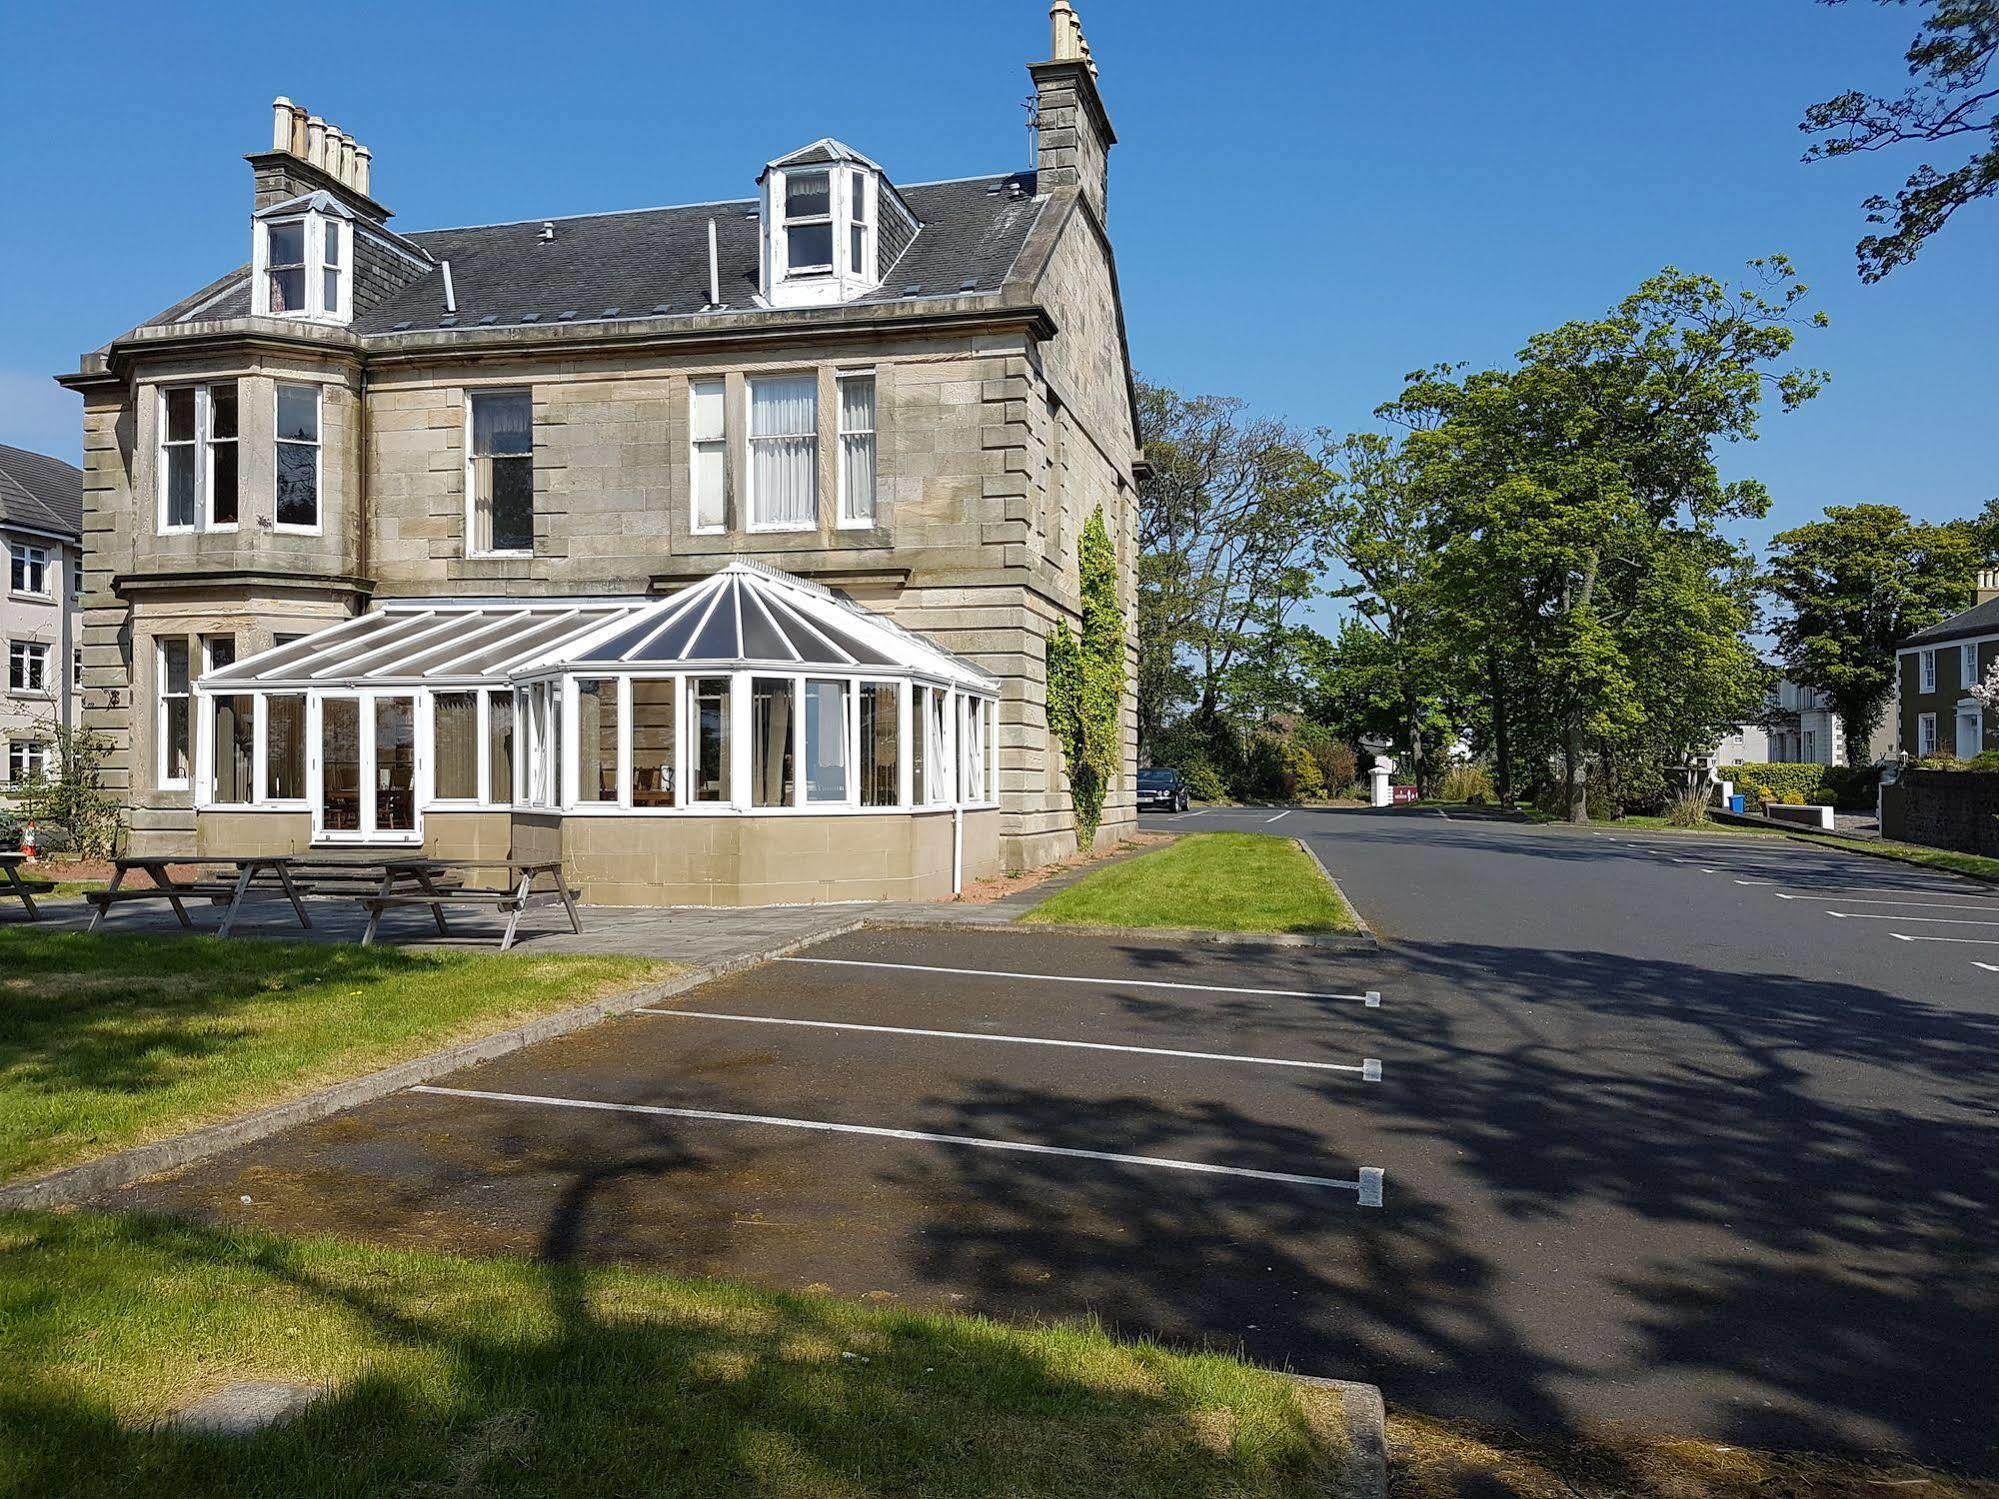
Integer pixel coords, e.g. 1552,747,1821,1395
1829,911,1999,927
1891,932,1999,946
408,1085,1386,1204
637,1008,1383,1077
1974,961,1999,973
1778,892,1999,912
780,956,1383,1005
1265,810,1291,824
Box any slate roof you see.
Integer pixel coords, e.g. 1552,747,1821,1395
1904,596,1999,648
150,173,1044,338
0,443,82,541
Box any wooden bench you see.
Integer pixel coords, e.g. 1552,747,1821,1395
0,852,55,922
85,857,244,931
358,859,580,951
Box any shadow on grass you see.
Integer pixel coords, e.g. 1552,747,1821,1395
0,1212,1352,1499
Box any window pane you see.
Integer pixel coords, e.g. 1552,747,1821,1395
488,456,535,552
472,392,533,456
276,442,318,527
577,679,619,804
841,433,875,523
631,679,677,807
211,695,254,802
804,679,848,803
205,637,236,673
695,677,730,803
210,384,238,438
267,221,304,266
166,445,197,528
164,387,197,442
210,440,239,525
839,375,875,432
690,378,725,442
434,692,479,799
850,223,867,275
277,384,319,442
785,170,830,217
321,222,342,267
487,690,514,802
161,638,190,694
752,678,795,807
375,698,416,831
859,682,899,806
787,223,833,269
270,268,305,313
751,375,817,437
266,695,306,800
693,441,726,531
910,686,926,803
322,697,361,831
323,268,340,310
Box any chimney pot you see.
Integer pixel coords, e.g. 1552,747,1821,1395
305,115,327,168
1049,0,1081,60
337,133,358,187
353,144,372,196
271,96,295,152
1977,567,1999,605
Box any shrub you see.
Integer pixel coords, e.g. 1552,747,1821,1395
1667,787,1711,827
1970,750,1999,771
1437,763,1495,804
0,811,19,849
1277,739,1326,801
1807,790,1838,807
1179,758,1228,803
1914,754,1969,771
1315,741,1357,797
1779,790,1807,806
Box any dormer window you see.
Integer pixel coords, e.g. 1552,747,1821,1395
759,141,908,309
253,196,351,323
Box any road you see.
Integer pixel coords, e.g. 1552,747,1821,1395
1155,803,1998,1472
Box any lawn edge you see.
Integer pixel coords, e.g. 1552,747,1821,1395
0,918,867,1211
1776,828,1999,885
1293,835,1374,944
1290,1375,1388,1499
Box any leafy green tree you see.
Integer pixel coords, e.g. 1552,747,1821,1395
1802,0,1999,280
1394,259,1826,820
1766,503,1981,762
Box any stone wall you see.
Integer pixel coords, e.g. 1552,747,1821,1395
1879,769,1999,855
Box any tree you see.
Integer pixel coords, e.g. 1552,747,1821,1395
1135,382,1331,755
1767,503,1981,762
1802,0,1999,280
1394,259,1826,821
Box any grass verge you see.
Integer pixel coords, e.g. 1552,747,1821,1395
1779,830,1999,884
1388,1407,1995,1498
1020,832,1357,934
0,1211,1357,1499
1594,815,1786,837
0,930,665,1184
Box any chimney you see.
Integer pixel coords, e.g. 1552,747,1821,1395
1030,1,1115,220
250,95,391,222
1977,567,1999,606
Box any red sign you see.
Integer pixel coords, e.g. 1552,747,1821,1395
1391,785,1419,805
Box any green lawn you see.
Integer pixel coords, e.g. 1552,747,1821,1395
0,1212,1355,1499
1595,814,1787,836
1022,833,1358,934
1785,831,1999,884
0,930,665,1184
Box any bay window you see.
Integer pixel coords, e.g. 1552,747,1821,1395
159,383,240,533
256,208,350,322
469,390,534,555
690,378,727,534
275,384,321,531
748,375,817,530
783,169,834,273
837,373,876,526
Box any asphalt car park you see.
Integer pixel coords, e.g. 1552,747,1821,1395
105,925,1397,1370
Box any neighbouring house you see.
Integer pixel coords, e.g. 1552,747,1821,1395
1715,676,1896,768
1896,568,1999,761
0,443,82,802
58,5,1140,904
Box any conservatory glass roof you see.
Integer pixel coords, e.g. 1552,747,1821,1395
199,560,999,694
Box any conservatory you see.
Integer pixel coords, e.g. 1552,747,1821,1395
190,561,1003,905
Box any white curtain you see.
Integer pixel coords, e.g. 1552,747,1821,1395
839,375,876,523
750,376,817,527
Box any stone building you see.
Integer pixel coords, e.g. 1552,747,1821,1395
1897,568,1999,761
59,4,1141,903
0,444,83,799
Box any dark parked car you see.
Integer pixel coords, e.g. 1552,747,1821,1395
1137,766,1190,812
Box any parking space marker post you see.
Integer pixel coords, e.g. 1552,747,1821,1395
1362,1058,1382,1082
1357,1168,1385,1208
1365,990,1382,1008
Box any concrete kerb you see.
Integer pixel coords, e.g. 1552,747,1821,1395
1288,1374,1388,1499
1295,835,1377,947
877,918,1377,951
0,916,869,1211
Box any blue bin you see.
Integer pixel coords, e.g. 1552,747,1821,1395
1728,794,1745,814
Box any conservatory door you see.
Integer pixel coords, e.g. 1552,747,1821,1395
312,692,423,844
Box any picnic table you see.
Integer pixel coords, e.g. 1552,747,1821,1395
358,858,581,951
0,851,54,922
85,856,241,932
86,854,456,937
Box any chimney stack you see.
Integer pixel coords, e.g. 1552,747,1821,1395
251,95,390,220
1977,568,1999,606
1030,2,1114,220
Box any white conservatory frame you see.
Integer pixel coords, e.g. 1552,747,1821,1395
191,561,1001,843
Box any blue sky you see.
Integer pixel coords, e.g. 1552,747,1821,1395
2,1,1991,574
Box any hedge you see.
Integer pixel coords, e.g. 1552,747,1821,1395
1725,762,1880,812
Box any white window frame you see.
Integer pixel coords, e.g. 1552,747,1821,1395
6,739,50,784
846,167,875,281
464,387,536,558
7,639,49,695
779,167,835,276
157,636,192,791
252,210,351,323
689,377,728,536
1918,711,1938,757
1920,649,1937,693
273,382,323,535
307,689,425,845
836,370,877,529
745,373,819,533
1963,642,1979,688
9,543,49,598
